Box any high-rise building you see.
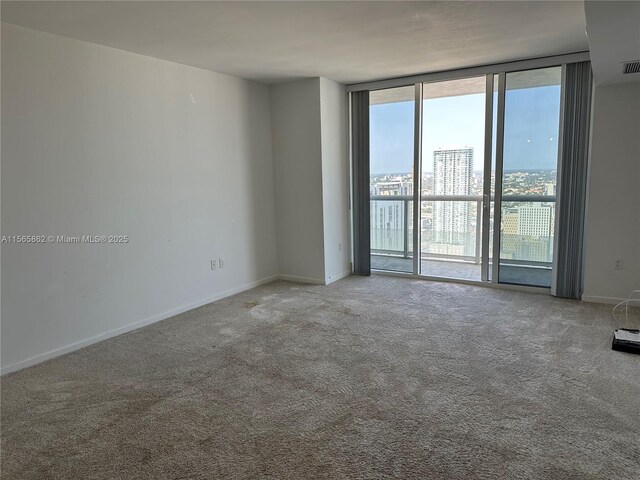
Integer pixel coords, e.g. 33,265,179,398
518,203,553,237
370,180,413,196
500,202,554,263
370,178,413,253
501,208,520,259
433,147,473,246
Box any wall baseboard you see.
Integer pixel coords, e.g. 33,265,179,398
277,274,326,285
581,295,626,305
0,274,280,376
2,271,356,375
325,270,352,285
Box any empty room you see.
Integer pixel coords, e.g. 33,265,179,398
1,1,639,479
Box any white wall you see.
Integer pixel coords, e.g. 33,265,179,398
1,24,279,372
319,78,351,283
269,77,351,285
583,81,640,303
270,78,327,283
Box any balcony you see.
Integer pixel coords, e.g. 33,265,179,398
370,194,555,287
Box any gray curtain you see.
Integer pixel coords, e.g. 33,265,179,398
553,61,593,299
351,91,370,275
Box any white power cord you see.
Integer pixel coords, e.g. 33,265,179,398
612,290,640,327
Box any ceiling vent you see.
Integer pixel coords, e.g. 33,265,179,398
622,60,640,75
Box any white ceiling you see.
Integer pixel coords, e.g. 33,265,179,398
1,1,589,85
585,1,640,85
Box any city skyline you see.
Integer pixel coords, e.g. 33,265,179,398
370,159,557,266
370,169,557,196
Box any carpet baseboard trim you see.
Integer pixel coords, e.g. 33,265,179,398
277,274,326,285
325,270,352,285
581,295,627,305
0,274,280,376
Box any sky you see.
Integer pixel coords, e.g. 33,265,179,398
370,84,561,175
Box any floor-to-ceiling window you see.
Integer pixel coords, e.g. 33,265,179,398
497,67,562,287
421,77,486,281
367,65,564,288
369,86,415,273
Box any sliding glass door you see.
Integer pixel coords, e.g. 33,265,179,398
368,67,563,288
369,86,415,273
496,67,562,287
420,77,487,281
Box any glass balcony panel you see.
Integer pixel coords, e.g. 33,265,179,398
499,200,555,287
370,198,413,272
420,199,482,280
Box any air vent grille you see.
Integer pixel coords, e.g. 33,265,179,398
623,60,640,74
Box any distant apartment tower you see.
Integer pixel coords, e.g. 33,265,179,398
370,179,413,253
501,203,554,263
517,202,554,263
370,181,413,196
518,203,553,238
433,147,473,245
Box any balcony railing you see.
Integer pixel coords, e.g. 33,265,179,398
370,194,555,268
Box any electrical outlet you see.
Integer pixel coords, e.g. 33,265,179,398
211,259,217,271
338,243,342,252
219,257,225,269
614,258,624,270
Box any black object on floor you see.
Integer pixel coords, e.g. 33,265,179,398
612,328,640,354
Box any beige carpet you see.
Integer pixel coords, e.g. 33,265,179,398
2,276,639,479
